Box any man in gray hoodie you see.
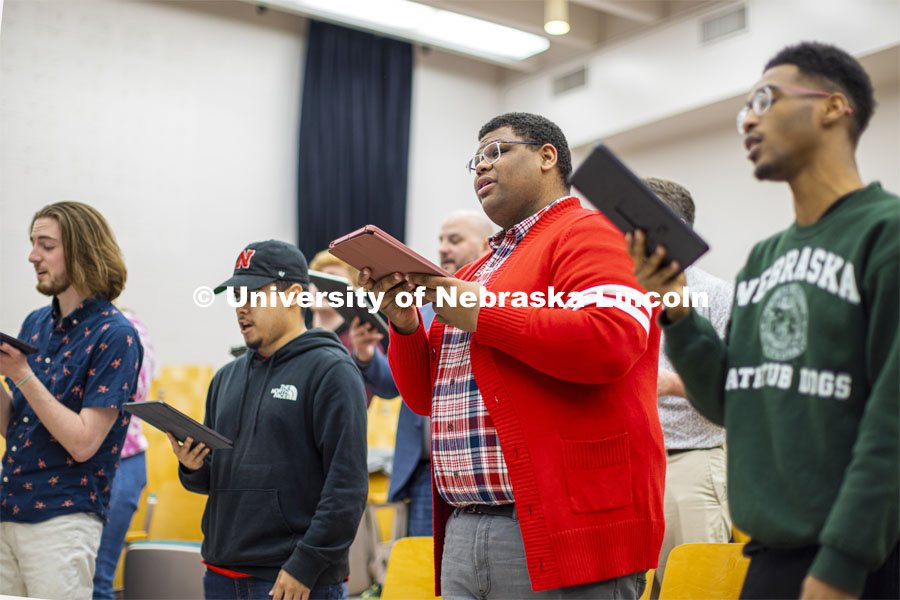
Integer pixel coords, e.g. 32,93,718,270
170,240,368,600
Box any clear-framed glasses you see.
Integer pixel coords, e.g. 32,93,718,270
736,84,854,134
466,140,540,174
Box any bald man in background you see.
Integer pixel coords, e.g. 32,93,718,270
350,210,494,536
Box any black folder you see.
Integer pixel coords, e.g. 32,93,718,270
124,401,233,450
570,144,709,271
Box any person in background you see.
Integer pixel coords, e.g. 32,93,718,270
630,41,898,599
0,201,143,600
308,250,374,407
308,250,360,348
92,309,156,600
641,178,734,589
349,211,493,537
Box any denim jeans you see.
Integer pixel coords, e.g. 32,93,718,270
441,507,646,599
93,451,148,600
407,461,433,537
202,569,347,600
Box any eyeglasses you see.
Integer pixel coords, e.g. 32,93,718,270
736,84,854,134
466,140,540,174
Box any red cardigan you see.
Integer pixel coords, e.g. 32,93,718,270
388,198,666,593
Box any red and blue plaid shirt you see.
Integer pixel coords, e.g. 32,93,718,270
432,197,568,507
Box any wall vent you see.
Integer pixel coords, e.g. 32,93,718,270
701,5,747,44
553,66,587,96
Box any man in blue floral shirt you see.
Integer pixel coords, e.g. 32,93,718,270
0,202,143,600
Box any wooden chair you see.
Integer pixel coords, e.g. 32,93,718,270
659,543,750,599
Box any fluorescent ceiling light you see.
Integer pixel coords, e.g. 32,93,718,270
268,0,550,63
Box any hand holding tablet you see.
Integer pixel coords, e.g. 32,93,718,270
570,144,709,272
0,332,39,355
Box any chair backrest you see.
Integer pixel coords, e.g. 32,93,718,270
659,543,750,600
128,364,214,535
640,569,655,600
146,480,205,541
380,537,438,600
123,541,204,600
367,395,401,449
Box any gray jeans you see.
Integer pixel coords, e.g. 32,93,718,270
441,507,647,599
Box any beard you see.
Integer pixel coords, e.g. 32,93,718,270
36,274,70,297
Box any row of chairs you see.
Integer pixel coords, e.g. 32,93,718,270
119,365,214,598
380,538,751,600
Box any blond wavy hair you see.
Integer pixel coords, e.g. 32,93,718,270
31,202,128,301
309,250,359,285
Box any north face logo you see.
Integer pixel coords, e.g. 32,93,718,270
235,249,256,269
270,384,298,401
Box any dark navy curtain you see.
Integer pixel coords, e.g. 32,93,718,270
297,21,413,259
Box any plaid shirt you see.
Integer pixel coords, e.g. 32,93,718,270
432,197,569,506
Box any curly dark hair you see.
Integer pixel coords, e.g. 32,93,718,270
478,112,571,187
643,177,695,227
764,41,875,143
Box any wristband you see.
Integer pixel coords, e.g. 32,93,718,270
16,373,35,388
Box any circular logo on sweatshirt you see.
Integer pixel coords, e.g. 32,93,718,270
759,283,808,360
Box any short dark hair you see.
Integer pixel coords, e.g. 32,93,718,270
269,279,302,293
644,177,695,227
478,112,572,186
764,41,875,143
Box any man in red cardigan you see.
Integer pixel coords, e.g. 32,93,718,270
360,113,665,598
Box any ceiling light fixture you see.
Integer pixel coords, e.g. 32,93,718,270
261,0,550,64
544,0,570,36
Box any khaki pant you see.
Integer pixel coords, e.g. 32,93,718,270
0,512,103,600
656,446,731,586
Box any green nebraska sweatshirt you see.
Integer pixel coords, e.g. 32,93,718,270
663,183,899,595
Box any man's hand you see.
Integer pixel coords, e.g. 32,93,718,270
358,269,420,335
799,575,856,600
625,229,690,323
349,317,383,363
657,368,686,398
406,274,483,332
0,342,32,384
269,569,311,600
166,433,209,470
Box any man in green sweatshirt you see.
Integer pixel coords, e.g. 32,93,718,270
628,41,898,599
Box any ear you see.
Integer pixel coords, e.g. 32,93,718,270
288,282,305,307
538,144,558,174
821,92,852,128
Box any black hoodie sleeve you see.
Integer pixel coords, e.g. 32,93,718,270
282,358,368,587
178,371,219,494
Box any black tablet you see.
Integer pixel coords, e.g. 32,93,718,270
570,144,709,271
309,270,389,338
124,401,233,450
1,332,39,355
